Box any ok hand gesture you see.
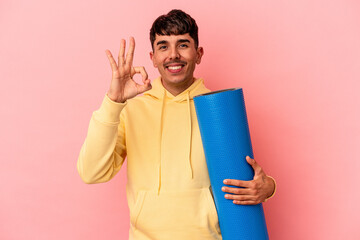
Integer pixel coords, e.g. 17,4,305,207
106,37,152,103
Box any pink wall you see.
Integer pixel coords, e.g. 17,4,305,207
1,0,359,239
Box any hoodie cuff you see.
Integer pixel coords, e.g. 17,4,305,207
93,94,127,123
264,175,276,202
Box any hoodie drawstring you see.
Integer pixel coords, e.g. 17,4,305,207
187,92,194,179
152,79,204,195
157,89,166,195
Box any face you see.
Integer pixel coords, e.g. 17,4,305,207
150,33,204,90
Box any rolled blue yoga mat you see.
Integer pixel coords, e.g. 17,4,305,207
194,88,269,240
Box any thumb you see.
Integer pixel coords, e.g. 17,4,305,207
137,79,152,94
246,156,261,175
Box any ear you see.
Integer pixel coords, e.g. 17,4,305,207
150,51,158,68
196,47,204,64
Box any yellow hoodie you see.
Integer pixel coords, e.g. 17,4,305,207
77,77,222,240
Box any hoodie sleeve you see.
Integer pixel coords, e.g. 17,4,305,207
77,94,127,184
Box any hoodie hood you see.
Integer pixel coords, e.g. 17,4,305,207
144,77,210,194
144,77,209,102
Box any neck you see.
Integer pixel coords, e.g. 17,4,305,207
161,78,195,96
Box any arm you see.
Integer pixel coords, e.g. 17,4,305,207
77,37,151,184
77,95,127,184
222,156,276,205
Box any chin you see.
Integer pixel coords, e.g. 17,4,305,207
165,77,189,85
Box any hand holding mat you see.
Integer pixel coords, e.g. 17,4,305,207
194,88,269,240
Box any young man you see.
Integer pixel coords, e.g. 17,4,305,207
77,9,275,240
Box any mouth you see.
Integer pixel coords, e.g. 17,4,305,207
165,63,186,73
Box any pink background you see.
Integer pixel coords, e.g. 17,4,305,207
1,0,359,239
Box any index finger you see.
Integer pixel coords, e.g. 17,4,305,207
223,179,252,188
105,49,118,73
125,36,135,67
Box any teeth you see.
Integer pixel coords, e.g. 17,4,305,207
168,66,182,70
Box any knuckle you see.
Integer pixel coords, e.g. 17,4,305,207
235,180,241,186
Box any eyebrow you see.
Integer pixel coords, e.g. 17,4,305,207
156,40,167,46
177,39,190,44
156,39,191,46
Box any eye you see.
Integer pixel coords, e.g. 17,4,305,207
159,45,167,50
179,44,188,48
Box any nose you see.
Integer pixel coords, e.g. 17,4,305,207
169,46,180,60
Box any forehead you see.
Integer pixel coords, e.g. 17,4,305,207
154,33,193,44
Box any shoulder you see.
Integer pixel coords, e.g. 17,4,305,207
121,94,156,115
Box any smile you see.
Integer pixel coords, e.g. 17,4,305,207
168,66,182,70
166,64,185,73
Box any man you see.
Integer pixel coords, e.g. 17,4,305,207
77,9,275,240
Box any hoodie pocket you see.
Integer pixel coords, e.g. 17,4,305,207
130,188,221,236
205,187,221,234
130,190,146,228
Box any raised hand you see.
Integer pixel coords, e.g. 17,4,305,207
105,37,152,103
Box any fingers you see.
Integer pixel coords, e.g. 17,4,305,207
224,193,260,204
137,79,152,94
118,39,126,66
223,189,262,205
222,186,252,195
131,66,152,94
222,157,267,205
105,49,118,73
113,37,135,69
233,200,259,205
223,179,252,188
125,36,135,67
131,66,148,81
246,156,262,175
